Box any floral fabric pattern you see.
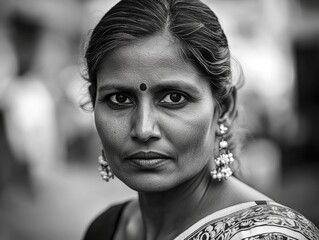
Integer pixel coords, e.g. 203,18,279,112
183,202,319,240
243,233,298,240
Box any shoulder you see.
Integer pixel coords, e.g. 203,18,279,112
225,177,272,203
176,201,319,240
82,201,130,240
232,201,319,240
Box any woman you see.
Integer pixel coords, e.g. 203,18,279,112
82,0,319,239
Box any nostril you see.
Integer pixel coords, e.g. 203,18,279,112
130,121,161,142
131,127,161,142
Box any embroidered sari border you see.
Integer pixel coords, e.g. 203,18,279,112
174,201,272,240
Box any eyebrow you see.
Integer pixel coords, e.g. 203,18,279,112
98,84,133,93
149,81,201,95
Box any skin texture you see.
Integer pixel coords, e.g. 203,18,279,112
95,34,219,193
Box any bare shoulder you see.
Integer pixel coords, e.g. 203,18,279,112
226,177,272,203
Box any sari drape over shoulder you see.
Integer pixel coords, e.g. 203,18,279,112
83,201,319,240
174,201,319,240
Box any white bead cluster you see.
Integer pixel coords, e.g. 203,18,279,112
210,124,235,181
98,155,114,182
211,152,234,181
215,152,234,166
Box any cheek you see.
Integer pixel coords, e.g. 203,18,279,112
94,108,130,154
163,107,217,162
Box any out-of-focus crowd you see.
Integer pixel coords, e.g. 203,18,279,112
0,0,120,187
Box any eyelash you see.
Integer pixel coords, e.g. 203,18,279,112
103,91,189,108
104,93,133,108
159,92,187,105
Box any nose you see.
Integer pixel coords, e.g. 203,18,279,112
130,102,161,142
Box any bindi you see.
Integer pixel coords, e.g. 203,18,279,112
139,83,147,91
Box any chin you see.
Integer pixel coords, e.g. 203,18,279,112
119,174,180,193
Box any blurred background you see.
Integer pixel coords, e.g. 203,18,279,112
0,0,318,239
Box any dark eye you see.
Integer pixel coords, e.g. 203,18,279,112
160,92,186,104
109,93,132,105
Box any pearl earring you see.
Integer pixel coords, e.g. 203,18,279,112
98,149,114,182
210,124,235,181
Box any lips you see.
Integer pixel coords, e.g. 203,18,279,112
126,151,171,160
125,151,171,169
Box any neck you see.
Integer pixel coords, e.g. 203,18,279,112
137,166,227,240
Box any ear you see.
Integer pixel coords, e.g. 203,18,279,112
218,87,237,126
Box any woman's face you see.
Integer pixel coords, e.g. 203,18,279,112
95,34,219,192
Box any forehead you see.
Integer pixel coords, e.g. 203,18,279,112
97,34,198,78
95,33,214,98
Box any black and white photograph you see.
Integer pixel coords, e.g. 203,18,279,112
0,0,319,239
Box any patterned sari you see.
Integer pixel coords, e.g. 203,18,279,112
174,201,319,240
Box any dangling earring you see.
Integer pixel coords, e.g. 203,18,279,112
98,149,114,182
210,124,235,181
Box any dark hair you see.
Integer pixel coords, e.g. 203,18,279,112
83,0,242,168
84,0,234,109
